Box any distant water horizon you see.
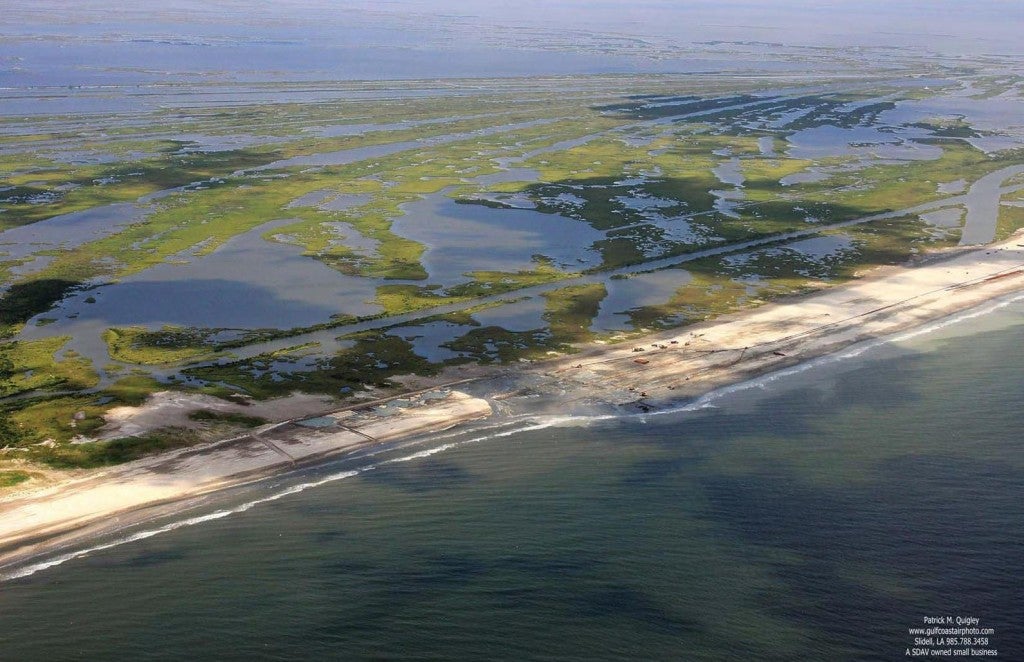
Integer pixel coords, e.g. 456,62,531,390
4,0,1021,106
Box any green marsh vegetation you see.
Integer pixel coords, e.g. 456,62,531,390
0,469,31,488
103,327,228,365
996,190,1024,240
31,428,201,469
0,336,99,397
2,70,1022,467
187,409,268,427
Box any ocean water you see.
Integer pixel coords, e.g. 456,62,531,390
1,298,1023,660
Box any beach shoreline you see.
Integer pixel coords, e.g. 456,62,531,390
3,233,1024,576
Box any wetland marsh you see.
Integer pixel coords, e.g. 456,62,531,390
3,59,1024,467
3,2,1024,659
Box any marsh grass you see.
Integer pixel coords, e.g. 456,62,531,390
0,470,31,488
0,336,99,397
104,326,225,365
33,428,200,469
187,409,267,427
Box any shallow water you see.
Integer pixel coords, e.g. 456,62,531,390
591,270,691,332
785,124,942,161
879,93,1024,154
712,157,745,187
757,135,777,156
17,219,383,367
920,207,964,229
393,193,604,287
0,202,149,265
3,296,1023,660
711,187,745,218
959,164,1024,245
472,296,550,333
385,320,470,363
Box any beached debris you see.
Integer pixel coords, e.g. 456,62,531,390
634,358,650,365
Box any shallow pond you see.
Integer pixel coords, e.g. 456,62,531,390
392,193,604,287
0,202,150,268
591,269,691,332
17,218,385,368
785,124,942,161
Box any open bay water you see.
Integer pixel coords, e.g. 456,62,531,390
2,298,1024,660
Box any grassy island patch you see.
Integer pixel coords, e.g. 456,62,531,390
0,469,32,488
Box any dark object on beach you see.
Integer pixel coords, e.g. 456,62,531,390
632,347,644,352
773,350,786,356
640,391,648,397
634,358,650,365
982,269,1023,283
669,340,679,344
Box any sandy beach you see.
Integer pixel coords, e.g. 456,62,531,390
2,233,1024,573
539,237,1024,409
0,390,493,572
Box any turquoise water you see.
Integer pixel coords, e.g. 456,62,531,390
1,299,1023,660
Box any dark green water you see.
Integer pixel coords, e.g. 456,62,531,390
2,299,1023,661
